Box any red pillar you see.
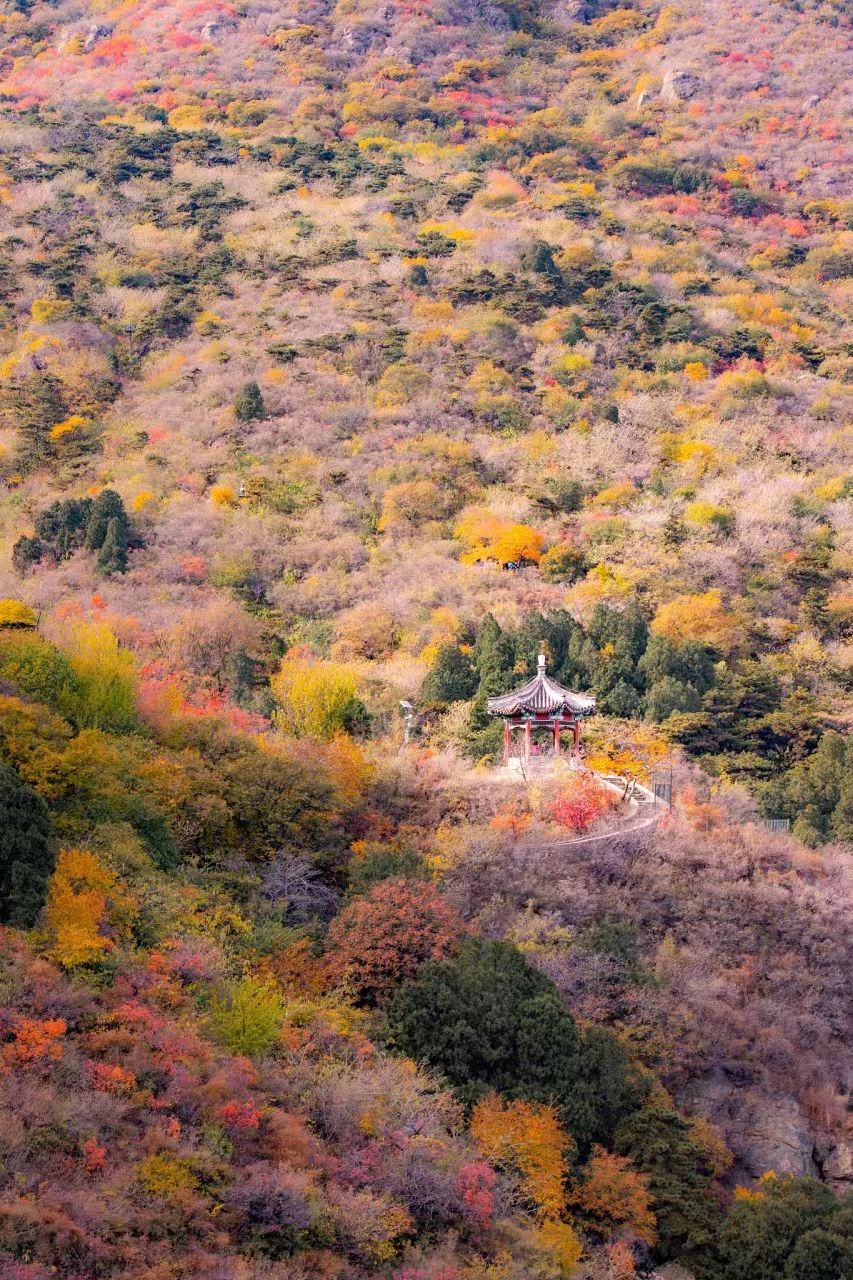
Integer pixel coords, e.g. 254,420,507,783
553,719,560,758
572,720,580,755
503,720,510,766
524,720,531,763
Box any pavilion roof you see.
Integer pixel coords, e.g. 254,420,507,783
486,655,596,718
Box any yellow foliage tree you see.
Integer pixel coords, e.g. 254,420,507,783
0,599,37,628
530,1219,585,1274
45,849,122,968
271,653,361,740
650,588,741,652
64,620,139,732
377,479,444,532
471,1093,571,1221
455,510,544,566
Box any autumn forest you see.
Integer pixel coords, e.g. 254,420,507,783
0,0,851,1275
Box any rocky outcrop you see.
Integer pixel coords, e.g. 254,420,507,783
661,68,702,102
821,1137,853,1190
683,1071,853,1191
683,1073,819,1181
83,23,112,52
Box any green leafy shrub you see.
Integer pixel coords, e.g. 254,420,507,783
209,975,287,1056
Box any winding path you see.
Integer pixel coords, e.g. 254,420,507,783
537,774,663,854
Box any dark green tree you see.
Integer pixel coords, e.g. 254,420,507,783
0,762,56,927
613,1106,722,1268
9,371,65,469
718,1174,852,1280
764,731,853,845
421,644,478,705
521,239,561,278
11,534,46,575
96,516,128,575
387,936,645,1155
472,616,516,697
234,381,266,422
85,489,129,552
645,676,702,721
785,1229,853,1280
35,497,93,558
638,636,716,695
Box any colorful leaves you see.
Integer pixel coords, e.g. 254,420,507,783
552,774,616,832
454,510,544,566
1,1016,66,1072
650,589,742,652
324,878,462,1005
471,1094,571,1221
271,653,362,740
44,849,124,969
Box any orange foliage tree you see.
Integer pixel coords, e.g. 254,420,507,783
470,1093,571,1220
455,510,545,566
566,1145,656,1245
471,1094,584,1271
324,878,463,1005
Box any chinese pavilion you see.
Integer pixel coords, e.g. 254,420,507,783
487,655,596,766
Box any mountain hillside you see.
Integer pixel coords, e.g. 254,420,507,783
0,0,852,1276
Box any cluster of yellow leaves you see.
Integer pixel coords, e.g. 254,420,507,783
45,849,132,968
138,1153,199,1198
30,298,72,324
472,1094,570,1219
455,510,544,565
0,599,37,628
49,414,90,442
210,483,237,507
592,481,638,510
472,1095,584,1275
585,721,669,785
315,733,374,806
733,1170,778,1202
813,475,849,502
684,500,731,528
650,588,742,652
271,653,359,740
378,479,443,532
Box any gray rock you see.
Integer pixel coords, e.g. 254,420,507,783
83,23,112,52
683,1074,819,1181
336,22,391,52
661,68,702,102
802,94,821,111
822,1139,853,1189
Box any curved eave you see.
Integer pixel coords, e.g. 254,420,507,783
486,677,596,719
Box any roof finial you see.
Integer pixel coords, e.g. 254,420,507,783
537,653,546,674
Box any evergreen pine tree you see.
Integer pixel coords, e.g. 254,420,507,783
614,1106,722,1267
11,371,65,470
85,489,129,552
234,381,266,422
0,762,55,927
421,644,478,704
96,516,128,575
12,534,46,575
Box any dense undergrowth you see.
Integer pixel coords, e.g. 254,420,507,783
0,0,851,1274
